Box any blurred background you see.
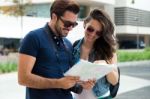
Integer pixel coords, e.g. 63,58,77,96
0,0,150,99
0,0,150,54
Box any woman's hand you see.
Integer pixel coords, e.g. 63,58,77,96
80,79,96,90
94,60,107,64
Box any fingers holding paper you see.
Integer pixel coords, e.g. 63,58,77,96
58,76,80,89
94,60,107,64
80,79,96,89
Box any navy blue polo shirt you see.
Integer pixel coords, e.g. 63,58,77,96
19,23,73,99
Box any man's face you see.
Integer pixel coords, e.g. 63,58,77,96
55,11,78,37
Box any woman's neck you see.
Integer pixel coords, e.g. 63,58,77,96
82,39,93,50
80,40,93,60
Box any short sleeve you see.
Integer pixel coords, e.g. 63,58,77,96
19,31,39,57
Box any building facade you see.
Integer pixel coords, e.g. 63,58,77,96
0,0,115,53
0,0,150,52
115,0,150,48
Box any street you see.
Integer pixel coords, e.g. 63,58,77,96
0,61,150,99
116,61,150,99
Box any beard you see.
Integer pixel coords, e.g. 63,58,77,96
54,19,69,37
54,20,62,37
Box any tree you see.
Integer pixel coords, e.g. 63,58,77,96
0,0,32,38
0,0,32,16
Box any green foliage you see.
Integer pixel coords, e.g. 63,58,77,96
0,62,17,74
0,53,18,74
117,49,150,62
144,47,150,52
0,48,150,73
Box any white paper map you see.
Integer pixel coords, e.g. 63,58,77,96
65,59,115,81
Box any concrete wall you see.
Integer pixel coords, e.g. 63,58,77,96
116,0,150,11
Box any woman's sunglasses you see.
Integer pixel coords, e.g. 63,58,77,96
59,17,78,28
86,26,101,36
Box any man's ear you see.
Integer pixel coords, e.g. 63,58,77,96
52,13,58,21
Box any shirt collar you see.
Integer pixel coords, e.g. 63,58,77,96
46,24,63,46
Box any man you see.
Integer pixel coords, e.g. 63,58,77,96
18,0,80,99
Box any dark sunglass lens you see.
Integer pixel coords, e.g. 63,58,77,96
87,26,101,36
64,22,72,27
60,17,78,28
64,22,78,28
87,27,94,32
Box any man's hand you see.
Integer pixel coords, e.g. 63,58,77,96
58,76,80,89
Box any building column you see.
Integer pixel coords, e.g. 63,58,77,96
144,35,150,47
104,4,115,22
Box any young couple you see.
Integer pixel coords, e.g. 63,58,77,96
18,0,119,99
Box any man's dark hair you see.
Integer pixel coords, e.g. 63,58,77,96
50,0,80,18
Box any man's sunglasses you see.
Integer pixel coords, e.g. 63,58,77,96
86,26,101,36
59,17,78,28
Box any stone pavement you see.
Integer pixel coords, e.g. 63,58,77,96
0,73,25,99
0,61,150,99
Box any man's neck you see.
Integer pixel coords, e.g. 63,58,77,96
48,22,59,37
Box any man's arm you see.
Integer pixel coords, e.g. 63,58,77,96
18,53,79,89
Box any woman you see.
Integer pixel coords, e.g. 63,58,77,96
73,9,119,99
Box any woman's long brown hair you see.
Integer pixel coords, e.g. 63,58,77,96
84,9,117,62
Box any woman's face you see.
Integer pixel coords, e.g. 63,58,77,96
84,19,102,43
